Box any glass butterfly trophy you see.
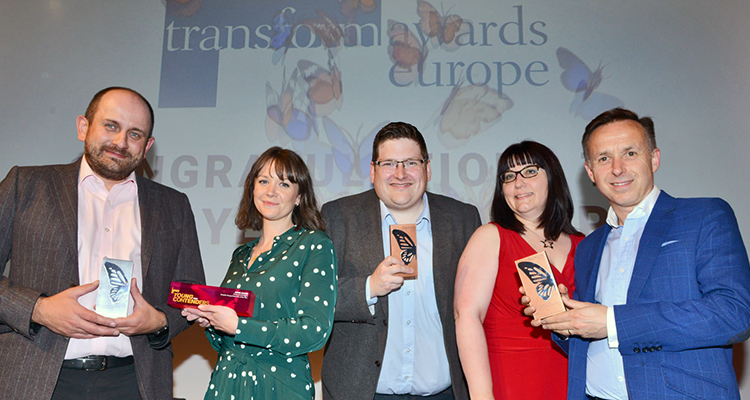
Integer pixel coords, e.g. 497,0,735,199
390,224,418,279
516,252,566,320
95,257,133,318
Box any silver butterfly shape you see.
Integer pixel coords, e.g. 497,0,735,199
104,261,129,304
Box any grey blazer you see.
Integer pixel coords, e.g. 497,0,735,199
0,160,205,400
320,189,481,400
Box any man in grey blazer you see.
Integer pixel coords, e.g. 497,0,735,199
321,122,481,400
0,87,205,400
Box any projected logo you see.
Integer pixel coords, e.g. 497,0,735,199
159,0,380,108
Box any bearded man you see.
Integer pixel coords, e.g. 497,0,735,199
0,87,205,400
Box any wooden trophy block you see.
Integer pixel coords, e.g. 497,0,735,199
390,223,418,279
516,251,566,320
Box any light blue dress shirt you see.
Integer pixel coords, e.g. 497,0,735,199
365,194,452,395
586,186,661,400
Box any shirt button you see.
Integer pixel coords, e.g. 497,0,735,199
107,200,112,204
104,227,110,232
404,376,409,380
407,291,411,295
619,268,624,273
406,320,411,325
618,376,624,382
405,348,411,353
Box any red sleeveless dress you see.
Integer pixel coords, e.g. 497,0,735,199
484,223,583,400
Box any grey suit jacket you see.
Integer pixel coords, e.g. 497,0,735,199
0,160,205,400
320,189,481,400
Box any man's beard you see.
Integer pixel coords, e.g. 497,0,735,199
85,140,142,182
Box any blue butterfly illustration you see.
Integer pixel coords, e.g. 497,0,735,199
517,261,554,301
323,118,385,181
392,229,416,265
556,47,623,120
265,67,315,143
104,261,129,304
271,9,294,65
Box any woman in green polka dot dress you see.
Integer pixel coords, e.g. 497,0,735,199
182,147,337,400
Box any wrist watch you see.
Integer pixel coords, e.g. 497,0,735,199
152,324,169,338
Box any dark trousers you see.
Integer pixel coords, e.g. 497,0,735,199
51,363,141,400
374,387,454,400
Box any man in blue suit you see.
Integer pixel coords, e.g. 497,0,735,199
530,108,750,400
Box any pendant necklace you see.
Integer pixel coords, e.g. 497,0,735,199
527,229,555,249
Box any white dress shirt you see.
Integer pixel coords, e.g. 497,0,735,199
65,156,144,359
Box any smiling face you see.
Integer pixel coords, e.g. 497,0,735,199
584,119,660,223
501,162,549,223
370,138,431,220
77,89,154,188
253,161,301,228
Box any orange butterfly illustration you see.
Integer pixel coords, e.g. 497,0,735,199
302,10,345,49
387,20,428,86
297,51,343,117
340,0,376,21
432,79,513,148
417,0,463,45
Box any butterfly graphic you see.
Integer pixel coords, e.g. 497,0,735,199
416,0,463,46
297,51,343,118
302,10,345,49
556,47,623,120
165,0,203,18
387,20,428,86
340,0,376,21
517,261,555,301
271,9,294,65
104,261,130,304
265,67,315,144
431,78,513,148
392,229,416,265
323,117,385,181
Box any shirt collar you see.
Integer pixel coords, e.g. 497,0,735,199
245,225,305,249
78,155,137,188
379,193,431,226
606,185,660,227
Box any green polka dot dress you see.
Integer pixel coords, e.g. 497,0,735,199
204,227,337,400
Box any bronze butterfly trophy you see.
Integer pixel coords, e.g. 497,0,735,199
516,252,566,320
390,224,418,279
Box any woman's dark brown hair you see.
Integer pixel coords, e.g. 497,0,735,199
235,147,325,232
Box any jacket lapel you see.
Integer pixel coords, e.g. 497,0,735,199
50,161,82,285
427,193,452,314
627,192,676,301
583,225,611,303
137,176,157,278
360,190,389,318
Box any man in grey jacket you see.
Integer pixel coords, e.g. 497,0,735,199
321,122,481,400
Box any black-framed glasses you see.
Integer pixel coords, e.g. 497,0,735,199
500,164,542,183
373,158,428,171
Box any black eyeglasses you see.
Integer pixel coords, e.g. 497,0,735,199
373,158,428,171
500,164,542,183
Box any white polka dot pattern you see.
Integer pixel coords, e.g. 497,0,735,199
203,227,337,400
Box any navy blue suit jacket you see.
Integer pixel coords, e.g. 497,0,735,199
565,191,750,400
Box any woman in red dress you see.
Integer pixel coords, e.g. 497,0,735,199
455,141,583,400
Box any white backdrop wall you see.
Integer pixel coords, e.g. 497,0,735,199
1,0,749,399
